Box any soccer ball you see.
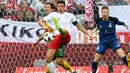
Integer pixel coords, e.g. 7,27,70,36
43,32,54,43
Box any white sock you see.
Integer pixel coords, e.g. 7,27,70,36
47,62,56,73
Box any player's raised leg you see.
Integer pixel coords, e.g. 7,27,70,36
52,16,68,38
52,15,76,73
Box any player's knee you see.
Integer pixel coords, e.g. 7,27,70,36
56,58,64,66
64,29,68,33
94,53,103,62
46,57,52,63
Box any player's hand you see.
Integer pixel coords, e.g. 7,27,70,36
92,27,99,34
44,27,51,32
89,35,92,40
124,22,129,29
32,44,36,49
32,45,34,48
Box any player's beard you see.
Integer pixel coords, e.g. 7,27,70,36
102,15,109,21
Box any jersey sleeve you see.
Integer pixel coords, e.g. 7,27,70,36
43,13,53,22
71,14,78,25
114,17,125,25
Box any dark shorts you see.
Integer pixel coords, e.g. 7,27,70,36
96,39,121,54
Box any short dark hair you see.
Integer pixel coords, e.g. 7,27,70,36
57,0,65,6
102,6,109,10
45,2,55,9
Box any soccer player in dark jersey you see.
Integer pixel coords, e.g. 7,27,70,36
91,6,129,73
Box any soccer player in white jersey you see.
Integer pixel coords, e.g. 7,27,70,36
34,2,76,73
38,0,89,73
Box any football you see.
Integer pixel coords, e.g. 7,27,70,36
43,32,54,43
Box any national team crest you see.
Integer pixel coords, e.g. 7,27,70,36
109,23,112,28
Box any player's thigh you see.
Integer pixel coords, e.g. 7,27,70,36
46,49,57,63
48,34,61,50
52,45,66,61
94,53,103,62
110,40,121,52
61,33,71,45
55,46,66,65
115,48,125,58
96,44,108,55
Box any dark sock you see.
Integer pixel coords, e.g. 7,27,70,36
92,61,98,73
122,56,128,66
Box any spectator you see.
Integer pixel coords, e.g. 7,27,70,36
0,4,3,18
74,0,85,10
7,0,18,7
34,0,46,11
37,4,45,19
109,0,127,5
27,0,44,11
3,5,18,21
124,0,130,5
96,0,108,6
0,0,7,4
18,0,38,22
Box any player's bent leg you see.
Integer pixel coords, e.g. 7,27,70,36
60,29,69,38
115,48,130,68
55,46,76,73
46,49,57,73
56,58,64,66
111,40,129,68
127,52,130,68
46,49,56,63
56,58,76,73
115,48,125,58
52,16,69,38
92,53,103,73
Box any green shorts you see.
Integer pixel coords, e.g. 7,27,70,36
55,45,66,58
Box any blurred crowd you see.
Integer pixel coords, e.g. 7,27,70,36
96,0,130,6
0,0,130,22
0,0,86,22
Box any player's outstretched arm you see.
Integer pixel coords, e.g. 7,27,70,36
32,33,45,48
38,19,51,32
92,27,99,34
75,24,89,35
115,18,129,29
117,21,129,29
75,24,93,40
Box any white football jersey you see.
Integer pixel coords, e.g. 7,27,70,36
44,12,77,35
